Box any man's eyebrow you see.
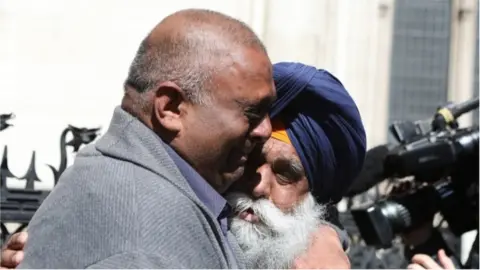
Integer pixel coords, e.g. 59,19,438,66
261,94,277,109
236,94,277,110
271,156,305,176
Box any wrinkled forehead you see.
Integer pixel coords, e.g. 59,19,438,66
262,138,301,164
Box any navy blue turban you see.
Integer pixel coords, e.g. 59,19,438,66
270,62,367,204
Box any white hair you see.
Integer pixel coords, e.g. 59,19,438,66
226,192,326,269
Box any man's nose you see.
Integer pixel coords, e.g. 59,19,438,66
250,164,271,199
250,116,272,144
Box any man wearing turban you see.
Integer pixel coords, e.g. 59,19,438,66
226,62,455,269
227,62,367,268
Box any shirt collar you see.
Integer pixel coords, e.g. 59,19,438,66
162,142,229,219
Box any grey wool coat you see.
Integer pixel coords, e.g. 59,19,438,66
18,107,245,269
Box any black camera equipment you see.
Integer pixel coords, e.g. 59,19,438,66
350,97,479,266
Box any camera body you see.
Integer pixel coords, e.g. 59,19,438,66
351,120,479,248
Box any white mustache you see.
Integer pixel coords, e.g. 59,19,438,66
226,192,297,233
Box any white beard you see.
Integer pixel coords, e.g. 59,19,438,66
226,192,326,269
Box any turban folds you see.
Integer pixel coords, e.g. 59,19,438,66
270,62,367,204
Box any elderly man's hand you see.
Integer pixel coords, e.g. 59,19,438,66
292,225,350,269
407,249,456,269
0,232,28,269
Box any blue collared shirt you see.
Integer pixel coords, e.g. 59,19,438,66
163,143,231,236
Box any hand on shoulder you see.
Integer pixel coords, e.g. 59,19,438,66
293,225,350,269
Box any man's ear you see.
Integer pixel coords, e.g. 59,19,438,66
152,81,187,133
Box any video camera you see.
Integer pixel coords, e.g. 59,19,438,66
351,97,479,249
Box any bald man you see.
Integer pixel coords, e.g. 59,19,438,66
9,9,346,269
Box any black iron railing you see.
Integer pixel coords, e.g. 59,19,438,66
0,113,100,244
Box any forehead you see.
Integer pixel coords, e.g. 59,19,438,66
212,47,276,104
262,138,300,162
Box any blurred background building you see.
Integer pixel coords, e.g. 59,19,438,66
0,0,478,265
0,0,478,188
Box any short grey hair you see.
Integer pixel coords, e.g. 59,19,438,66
124,37,212,105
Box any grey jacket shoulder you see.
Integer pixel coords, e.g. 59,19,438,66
19,107,240,269
19,147,224,268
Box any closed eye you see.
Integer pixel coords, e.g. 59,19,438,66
272,158,305,184
244,108,267,125
237,97,273,126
